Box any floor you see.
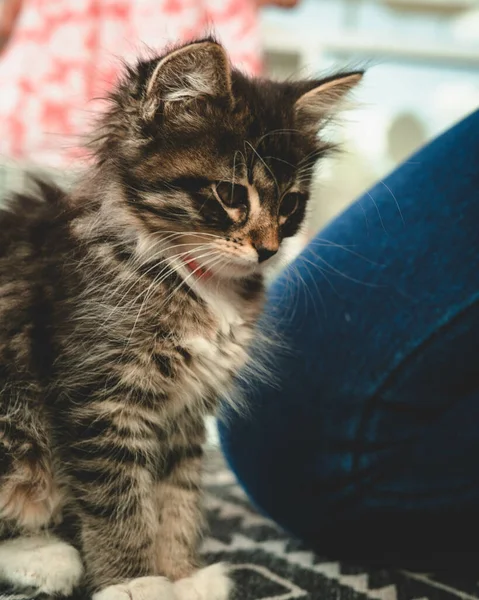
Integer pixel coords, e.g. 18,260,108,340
1,454,479,600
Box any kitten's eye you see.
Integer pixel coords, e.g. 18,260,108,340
280,192,301,217
215,182,248,207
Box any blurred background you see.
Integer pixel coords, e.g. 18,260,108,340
1,0,478,237
260,0,479,232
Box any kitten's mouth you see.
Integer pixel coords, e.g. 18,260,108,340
183,255,213,280
182,252,256,281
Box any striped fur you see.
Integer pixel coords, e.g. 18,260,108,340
0,38,362,597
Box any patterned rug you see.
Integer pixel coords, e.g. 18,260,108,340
1,451,478,600
202,453,479,600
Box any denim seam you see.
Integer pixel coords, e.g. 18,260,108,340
351,291,479,499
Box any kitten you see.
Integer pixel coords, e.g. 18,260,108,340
0,38,361,600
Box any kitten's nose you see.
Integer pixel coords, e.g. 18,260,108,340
256,247,278,263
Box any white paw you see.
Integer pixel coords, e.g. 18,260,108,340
93,576,177,600
173,563,232,600
0,534,83,595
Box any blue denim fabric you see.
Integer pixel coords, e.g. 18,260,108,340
219,110,479,561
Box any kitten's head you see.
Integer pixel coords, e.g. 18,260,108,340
95,38,362,280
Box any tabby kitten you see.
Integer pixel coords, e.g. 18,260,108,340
0,38,361,599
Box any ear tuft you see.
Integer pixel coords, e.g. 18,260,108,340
142,40,233,121
295,71,363,134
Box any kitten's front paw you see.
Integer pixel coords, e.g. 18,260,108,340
173,563,232,600
93,576,176,600
0,459,62,530
0,535,83,595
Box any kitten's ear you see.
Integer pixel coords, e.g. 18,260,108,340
142,40,233,120
294,71,363,134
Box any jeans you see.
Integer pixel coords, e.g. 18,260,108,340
219,109,479,564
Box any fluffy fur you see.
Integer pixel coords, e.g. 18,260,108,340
0,37,362,598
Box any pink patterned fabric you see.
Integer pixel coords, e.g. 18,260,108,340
0,0,262,168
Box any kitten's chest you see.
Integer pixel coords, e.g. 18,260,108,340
120,290,255,412
188,316,249,372
179,298,253,404
103,271,263,415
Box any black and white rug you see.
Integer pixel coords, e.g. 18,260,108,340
1,451,478,600
202,453,479,600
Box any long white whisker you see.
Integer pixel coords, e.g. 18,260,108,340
102,245,216,321
379,180,405,225
300,256,339,298
366,191,387,234
309,252,381,288
125,250,222,347
156,253,224,313
307,238,380,266
301,261,326,321
100,242,209,301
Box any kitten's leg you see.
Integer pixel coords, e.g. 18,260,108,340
0,386,62,530
67,408,177,599
0,534,83,595
155,417,231,600
154,438,205,581
0,389,77,594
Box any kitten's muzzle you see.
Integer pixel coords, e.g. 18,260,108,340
256,247,278,263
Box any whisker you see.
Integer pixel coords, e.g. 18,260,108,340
158,230,225,241
366,191,387,234
255,128,304,149
262,156,297,169
102,244,216,319
310,252,381,288
379,180,405,225
290,265,309,325
356,200,370,234
299,256,339,299
300,260,327,321
245,140,280,194
125,249,222,346
156,253,224,312
307,238,380,266
298,146,330,167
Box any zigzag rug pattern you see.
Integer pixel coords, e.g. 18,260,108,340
1,451,478,600
202,467,475,600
